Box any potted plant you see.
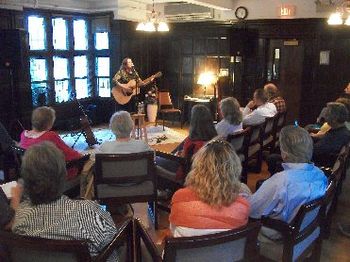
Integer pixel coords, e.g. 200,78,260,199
145,84,158,122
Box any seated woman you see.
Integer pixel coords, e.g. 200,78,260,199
12,142,118,260
313,102,350,167
311,97,350,139
249,126,327,260
20,106,82,179
216,97,243,138
99,110,152,153
169,139,250,237
157,104,217,184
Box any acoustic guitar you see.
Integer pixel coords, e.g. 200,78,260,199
112,71,162,105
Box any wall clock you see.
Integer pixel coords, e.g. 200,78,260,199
235,6,248,20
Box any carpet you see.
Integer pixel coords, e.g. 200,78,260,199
60,125,186,151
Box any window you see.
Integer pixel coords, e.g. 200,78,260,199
74,55,88,99
28,16,46,50
96,57,110,97
30,58,48,106
52,17,68,50
54,57,70,103
95,32,109,50
27,12,111,106
73,19,88,50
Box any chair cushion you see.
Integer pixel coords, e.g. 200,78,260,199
248,144,261,157
97,181,154,199
263,135,273,146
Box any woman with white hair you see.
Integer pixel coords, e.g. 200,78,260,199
248,126,327,259
100,111,152,153
216,97,243,138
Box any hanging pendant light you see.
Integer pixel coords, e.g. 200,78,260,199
327,0,350,25
136,0,169,32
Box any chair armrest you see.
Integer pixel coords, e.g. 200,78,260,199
155,150,186,166
95,219,133,262
134,219,162,262
66,154,90,170
261,216,293,237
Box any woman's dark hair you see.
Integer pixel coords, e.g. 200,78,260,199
120,57,131,70
189,104,217,141
21,141,66,205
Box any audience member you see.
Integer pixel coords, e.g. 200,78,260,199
216,97,243,138
0,185,22,230
157,104,217,184
12,142,118,260
20,106,82,179
311,97,350,139
169,139,250,237
99,110,152,153
341,82,350,99
313,102,350,167
249,126,327,260
243,88,277,126
264,83,286,113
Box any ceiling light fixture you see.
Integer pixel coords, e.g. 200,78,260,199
327,0,350,25
136,0,169,32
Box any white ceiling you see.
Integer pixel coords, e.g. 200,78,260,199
0,0,331,22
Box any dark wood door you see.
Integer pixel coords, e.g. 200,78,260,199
267,39,304,125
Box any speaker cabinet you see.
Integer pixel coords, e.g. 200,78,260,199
0,29,32,129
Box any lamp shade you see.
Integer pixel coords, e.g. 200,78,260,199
328,12,343,25
197,72,216,86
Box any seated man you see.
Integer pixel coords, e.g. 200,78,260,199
264,83,286,113
100,111,152,154
248,126,327,260
242,88,277,126
12,142,119,260
313,102,350,167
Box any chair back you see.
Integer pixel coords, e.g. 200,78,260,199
158,91,173,108
276,111,287,130
0,218,134,262
286,196,324,261
320,179,337,238
0,230,91,262
226,127,250,154
94,151,156,204
162,222,261,262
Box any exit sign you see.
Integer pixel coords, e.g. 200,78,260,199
277,4,296,18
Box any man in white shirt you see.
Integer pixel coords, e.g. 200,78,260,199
242,88,277,126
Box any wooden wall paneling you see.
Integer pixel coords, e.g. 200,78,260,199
182,38,193,55
219,36,230,56
207,37,218,55
193,38,206,54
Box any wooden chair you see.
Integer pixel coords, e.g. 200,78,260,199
226,127,250,183
134,218,261,262
0,218,133,262
157,91,182,130
260,196,324,262
94,151,158,229
262,115,278,152
320,179,337,239
10,145,90,196
242,122,265,174
271,111,287,151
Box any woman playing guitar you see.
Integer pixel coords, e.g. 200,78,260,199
112,57,155,113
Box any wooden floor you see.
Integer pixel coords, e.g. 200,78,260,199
114,123,350,261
